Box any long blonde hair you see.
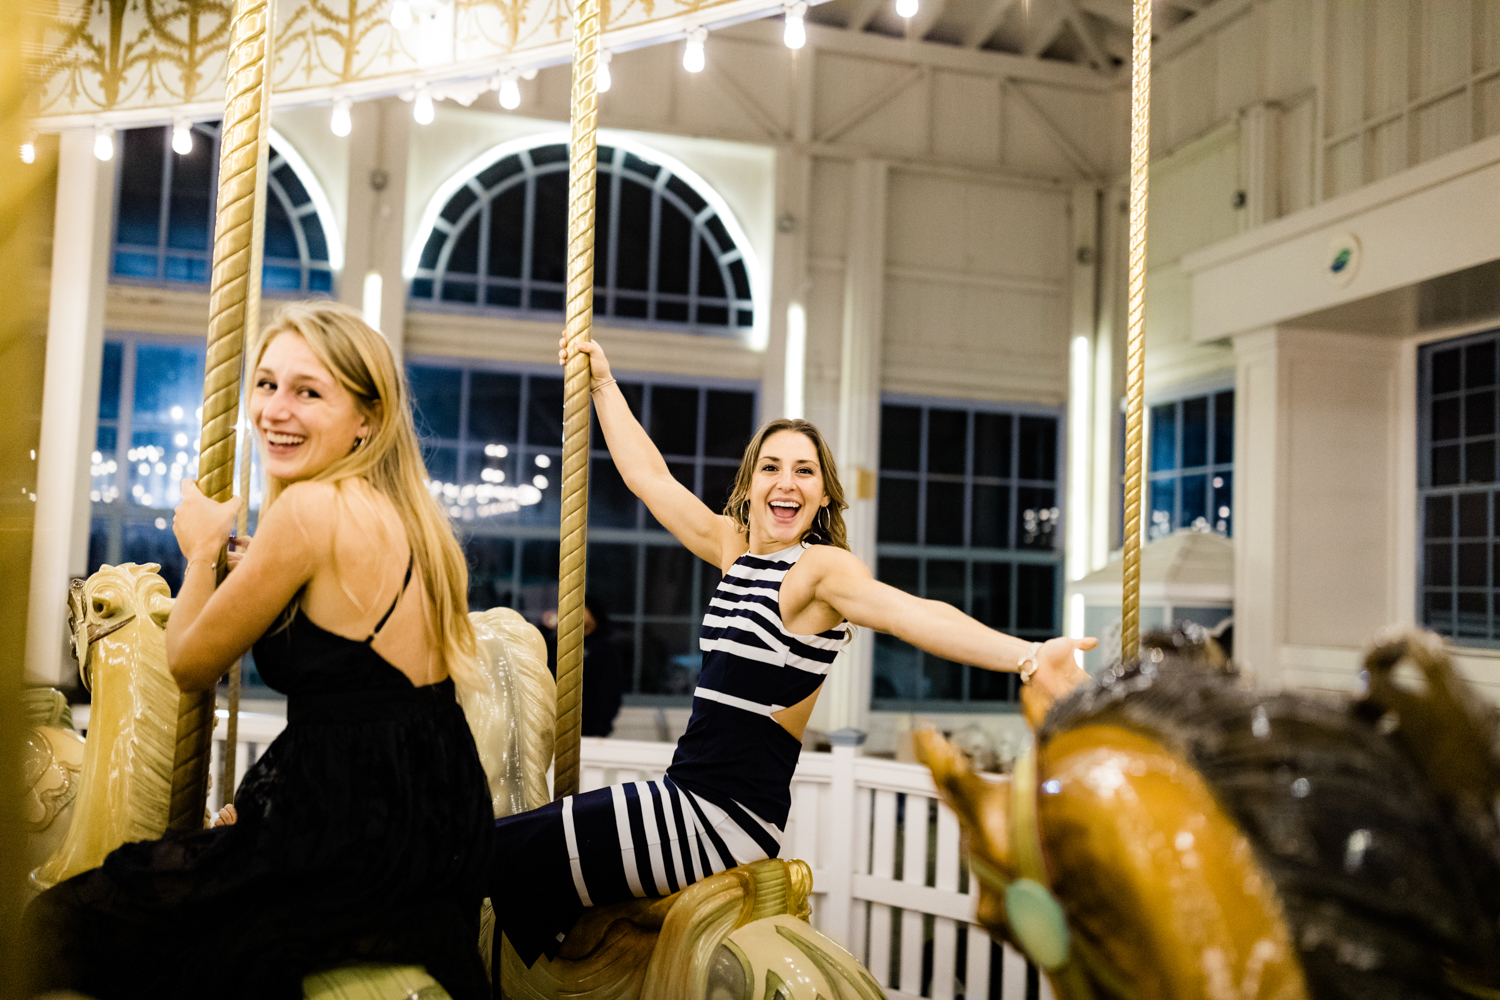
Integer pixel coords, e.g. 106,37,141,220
253,301,478,691
724,418,850,550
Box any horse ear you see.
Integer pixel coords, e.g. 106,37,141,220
147,590,172,630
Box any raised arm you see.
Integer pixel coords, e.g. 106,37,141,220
800,545,1093,722
564,337,736,565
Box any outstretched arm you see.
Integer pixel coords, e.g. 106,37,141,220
563,336,736,565
805,546,1092,719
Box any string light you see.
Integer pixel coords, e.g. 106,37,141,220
498,73,521,110
389,0,414,30
330,98,353,137
784,1,807,49
19,140,34,164
413,88,435,124
683,27,707,73
93,127,114,162
896,0,918,17
171,120,193,155
596,50,612,93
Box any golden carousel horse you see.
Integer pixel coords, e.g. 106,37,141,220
917,626,1500,1000
24,563,881,1000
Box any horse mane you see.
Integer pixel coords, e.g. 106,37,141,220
32,563,179,890
463,608,555,816
1040,625,1500,998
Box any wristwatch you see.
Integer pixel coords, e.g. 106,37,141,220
1018,641,1043,684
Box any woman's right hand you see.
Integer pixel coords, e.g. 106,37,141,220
558,335,613,389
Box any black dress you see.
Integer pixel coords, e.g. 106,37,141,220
24,570,496,1000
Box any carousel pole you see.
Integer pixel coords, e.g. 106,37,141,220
1119,0,1152,664
168,0,274,831
553,0,604,801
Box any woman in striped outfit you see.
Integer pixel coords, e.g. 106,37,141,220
492,337,1096,965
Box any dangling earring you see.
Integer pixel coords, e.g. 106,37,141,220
353,436,366,450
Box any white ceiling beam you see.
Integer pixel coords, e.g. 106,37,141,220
1077,0,1132,29
905,0,949,40
1060,0,1111,70
845,0,887,32
819,65,927,141
962,0,1018,49
1021,9,1066,58
1007,78,1101,179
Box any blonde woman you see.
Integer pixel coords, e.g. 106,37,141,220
491,337,1095,966
25,303,493,1000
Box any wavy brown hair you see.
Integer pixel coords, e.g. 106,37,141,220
723,418,849,550
253,301,478,692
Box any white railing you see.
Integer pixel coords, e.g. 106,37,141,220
75,706,1047,1000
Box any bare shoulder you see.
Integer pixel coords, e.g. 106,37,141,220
261,481,337,541
799,543,870,579
716,515,749,571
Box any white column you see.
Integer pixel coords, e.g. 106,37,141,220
762,148,812,420
1232,327,1285,690
341,98,409,357
1064,185,1099,637
26,129,112,685
1239,103,1281,228
821,158,886,735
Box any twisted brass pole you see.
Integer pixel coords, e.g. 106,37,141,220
1119,0,1151,664
169,0,273,831
553,0,603,802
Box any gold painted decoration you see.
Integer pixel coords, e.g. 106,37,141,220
28,0,781,128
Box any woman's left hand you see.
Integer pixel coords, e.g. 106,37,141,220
173,479,242,564
1020,636,1095,729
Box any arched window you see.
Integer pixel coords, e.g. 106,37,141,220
112,123,336,294
410,143,754,334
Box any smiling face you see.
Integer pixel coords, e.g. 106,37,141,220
250,332,370,483
747,429,829,551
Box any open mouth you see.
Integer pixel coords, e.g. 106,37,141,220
769,499,802,524
263,429,307,456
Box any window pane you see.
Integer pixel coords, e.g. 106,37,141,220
117,128,165,249
1180,473,1208,530
263,192,299,261
973,412,1012,478
1018,416,1057,480
1213,471,1232,535
969,665,1016,702
1426,494,1454,538
166,132,214,252
586,543,637,623
1426,543,1452,586
704,390,755,458
487,186,525,278
1017,486,1057,550
589,456,637,528
1150,403,1177,472
927,409,966,475
923,656,963,701
925,481,964,546
1433,397,1461,440
526,376,565,447
877,478,918,544
649,386,699,457
1468,390,1497,438
1467,440,1496,484
1467,341,1497,388
123,520,185,593
1015,564,1055,633
1432,347,1461,393
880,406,921,472
1458,542,1487,587
1182,396,1209,468
468,371,521,443
1214,391,1234,465
873,634,920,701
465,536,515,610
971,562,1011,629
530,171,569,284
519,540,560,618
657,200,692,296
700,464,736,514
971,483,1010,549
1433,444,1461,485
132,344,204,424
1459,492,1488,537
645,545,695,616
99,342,123,421
615,178,653,292
640,622,697,695
446,216,481,275
408,365,462,439
1149,478,1175,539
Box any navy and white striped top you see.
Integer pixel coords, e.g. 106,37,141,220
665,542,851,829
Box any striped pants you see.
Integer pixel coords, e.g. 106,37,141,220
491,775,780,966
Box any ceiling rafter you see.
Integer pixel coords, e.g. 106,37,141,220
845,0,888,33
962,0,1018,48
1021,9,1067,58
905,0,949,41
1059,0,1110,70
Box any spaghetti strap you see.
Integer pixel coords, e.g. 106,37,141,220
366,555,415,643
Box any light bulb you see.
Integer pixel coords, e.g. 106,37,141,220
596,50,612,93
896,0,918,17
93,127,114,162
784,2,807,48
413,88,435,124
498,75,521,110
683,28,706,73
171,120,193,155
330,98,352,137
389,0,413,30
19,141,34,164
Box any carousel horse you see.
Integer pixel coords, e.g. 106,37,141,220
916,625,1500,1000
30,563,179,893
21,687,86,884
27,563,880,999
